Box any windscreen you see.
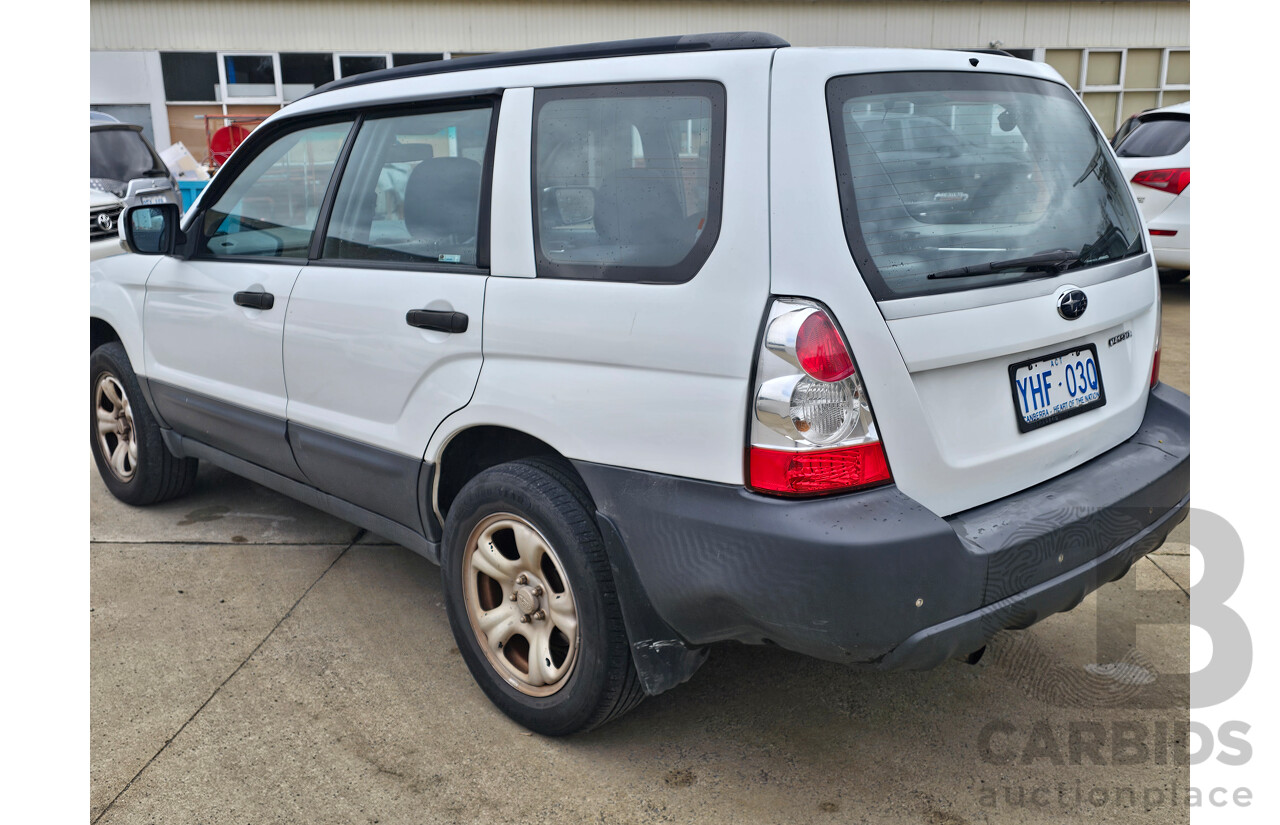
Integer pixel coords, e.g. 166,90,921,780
827,72,1144,300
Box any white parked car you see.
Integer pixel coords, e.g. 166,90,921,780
1113,101,1190,280
91,34,1189,735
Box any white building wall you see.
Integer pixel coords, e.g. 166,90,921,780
89,50,171,148
91,1,1189,52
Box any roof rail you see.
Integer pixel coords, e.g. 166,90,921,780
305,32,790,99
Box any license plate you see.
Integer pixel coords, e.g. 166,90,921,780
1008,344,1106,432
140,195,168,205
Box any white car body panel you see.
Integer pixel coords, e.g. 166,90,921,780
143,257,303,419
90,252,161,369
768,48,1160,516
427,50,775,484
282,267,488,459
488,87,537,280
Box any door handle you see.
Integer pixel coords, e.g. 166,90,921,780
234,291,275,310
406,309,468,333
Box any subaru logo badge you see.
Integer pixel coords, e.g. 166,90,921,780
97,212,115,233
1057,289,1088,320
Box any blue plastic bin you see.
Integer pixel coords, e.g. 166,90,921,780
178,179,209,210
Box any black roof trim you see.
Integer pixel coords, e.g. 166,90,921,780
304,32,789,99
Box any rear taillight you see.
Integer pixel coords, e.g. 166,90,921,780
1149,229,1178,237
749,299,891,496
1132,167,1190,196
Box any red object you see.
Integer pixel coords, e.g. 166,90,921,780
749,442,892,495
1151,347,1161,388
1131,168,1190,196
209,124,252,167
795,311,856,382
1148,229,1178,236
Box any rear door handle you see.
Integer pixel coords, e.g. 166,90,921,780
406,309,468,333
234,291,275,310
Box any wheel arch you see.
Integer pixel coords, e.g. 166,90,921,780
433,425,591,523
91,316,122,354
429,423,708,697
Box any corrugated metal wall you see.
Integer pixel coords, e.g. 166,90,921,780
90,0,1190,52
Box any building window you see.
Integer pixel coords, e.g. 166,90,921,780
220,53,280,101
393,53,445,67
335,54,390,78
160,52,220,102
281,53,335,102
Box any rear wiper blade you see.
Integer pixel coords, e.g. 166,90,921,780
1073,141,1104,187
927,249,1079,280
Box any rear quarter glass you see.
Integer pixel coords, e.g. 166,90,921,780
825,71,1145,300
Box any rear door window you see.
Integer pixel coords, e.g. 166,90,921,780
827,72,1144,300
532,82,725,283
321,104,494,267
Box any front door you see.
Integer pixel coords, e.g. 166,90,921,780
143,119,355,479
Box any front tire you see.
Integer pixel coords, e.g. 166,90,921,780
90,342,198,505
441,459,644,735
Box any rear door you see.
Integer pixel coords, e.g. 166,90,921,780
769,49,1161,517
281,100,495,529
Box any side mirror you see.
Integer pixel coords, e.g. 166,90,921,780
121,203,183,255
541,186,595,227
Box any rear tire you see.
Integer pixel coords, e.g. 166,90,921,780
90,342,198,505
441,459,644,735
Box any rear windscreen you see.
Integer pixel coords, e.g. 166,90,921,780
1116,116,1190,158
90,128,167,188
827,72,1144,300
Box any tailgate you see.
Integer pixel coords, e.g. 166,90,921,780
769,48,1160,517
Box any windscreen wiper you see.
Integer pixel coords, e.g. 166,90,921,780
927,249,1080,280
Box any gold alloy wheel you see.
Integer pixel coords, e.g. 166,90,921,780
462,513,580,697
95,372,138,483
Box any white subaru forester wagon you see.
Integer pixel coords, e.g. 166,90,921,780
91,33,1190,735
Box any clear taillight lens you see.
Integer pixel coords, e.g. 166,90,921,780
749,299,891,496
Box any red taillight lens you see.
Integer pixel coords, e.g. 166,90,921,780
795,311,856,382
1151,347,1161,388
1132,168,1190,196
749,443,891,495
1149,229,1178,237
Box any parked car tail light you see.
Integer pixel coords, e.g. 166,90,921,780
749,299,891,495
1132,167,1190,196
